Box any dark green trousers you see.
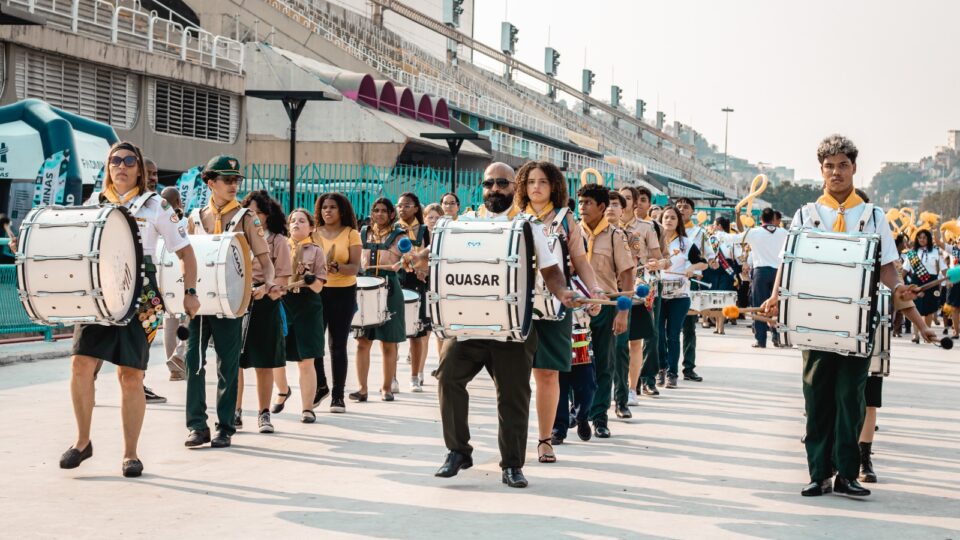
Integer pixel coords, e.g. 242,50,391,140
681,314,697,372
437,336,534,469
185,315,242,436
588,305,616,422
640,293,662,388
612,311,631,407
802,350,869,481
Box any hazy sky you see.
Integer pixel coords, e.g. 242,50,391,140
471,0,959,187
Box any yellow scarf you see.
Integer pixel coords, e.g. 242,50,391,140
103,185,140,206
583,217,610,262
817,189,864,232
478,204,521,219
524,202,555,223
684,220,694,230
209,196,241,234
400,218,420,241
288,234,315,251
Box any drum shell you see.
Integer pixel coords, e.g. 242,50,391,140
157,233,252,318
870,286,892,377
532,233,570,321
16,205,144,326
689,291,738,312
402,288,421,337
352,276,389,328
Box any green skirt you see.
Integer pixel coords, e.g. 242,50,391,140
284,289,325,361
356,271,406,343
240,297,285,369
531,310,573,372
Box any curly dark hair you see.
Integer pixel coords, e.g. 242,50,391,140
515,161,568,210
314,192,359,230
576,183,610,209
240,190,287,236
913,229,933,251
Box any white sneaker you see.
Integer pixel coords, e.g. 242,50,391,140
391,377,400,393
410,378,423,393
627,390,640,406
418,372,425,386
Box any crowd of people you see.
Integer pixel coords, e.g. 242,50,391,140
21,134,951,495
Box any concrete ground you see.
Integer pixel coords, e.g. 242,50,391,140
0,323,958,539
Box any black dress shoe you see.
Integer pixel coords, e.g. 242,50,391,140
501,467,528,488
641,382,659,396
751,343,766,348
184,428,211,447
313,384,330,408
834,476,871,496
576,420,592,441
656,369,666,387
59,442,93,469
615,404,632,419
550,430,564,446
683,370,703,382
211,431,232,448
435,450,473,478
801,478,833,496
122,459,144,478
859,442,877,483
593,420,611,438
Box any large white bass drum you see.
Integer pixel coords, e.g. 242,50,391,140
777,228,881,356
428,216,535,341
16,205,143,325
869,285,891,376
157,233,252,318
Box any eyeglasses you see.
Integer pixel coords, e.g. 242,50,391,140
109,155,138,168
216,176,243,186
482,178,512,189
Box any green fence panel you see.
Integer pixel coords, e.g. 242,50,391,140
0,264,54,340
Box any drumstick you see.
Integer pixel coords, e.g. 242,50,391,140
916,266,960,292
365,237,413,272
601,284,652,298
719,305,777,324
574,295,634,311
938,337,954,350
285,274,318,291
661,271,713,288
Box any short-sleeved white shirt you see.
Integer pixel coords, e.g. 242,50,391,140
89,191,190,260
788,202,899,266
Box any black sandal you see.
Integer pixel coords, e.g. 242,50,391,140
271,388,292,414
537,438,556,463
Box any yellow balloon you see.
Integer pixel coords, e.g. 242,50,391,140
741,215,755,228
885,208,901,223
696,210,708,225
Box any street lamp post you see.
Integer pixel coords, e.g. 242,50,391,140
722,107,734,194
420,132,481,194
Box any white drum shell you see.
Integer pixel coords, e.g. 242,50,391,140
532,233,568,321
352,276,389,328
402,288,421,337
689,291,738,312
16,205,143,325
870,286,891,377
158,233,252,319
660,279,686,299
777,230,880,356
428,217,534,341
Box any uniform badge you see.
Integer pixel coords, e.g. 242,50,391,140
170,214,179,223
160,199,170,210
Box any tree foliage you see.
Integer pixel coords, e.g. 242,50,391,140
757,182,823,218
867,164,924,206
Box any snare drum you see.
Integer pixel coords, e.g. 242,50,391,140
689,291,739,313
532,232,570,321
352,276,389,328
403,288,422,337
16,205,144,325
571,309,593,365
428,217,535,341
777,229,881,355
660,278,686,299
870,286,891,377
157,233,252,318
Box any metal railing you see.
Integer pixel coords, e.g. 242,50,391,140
8,0,244,74
0,263,54,340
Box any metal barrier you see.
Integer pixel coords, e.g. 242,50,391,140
0,264,54,341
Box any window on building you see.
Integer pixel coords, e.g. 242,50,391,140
148,79,239,143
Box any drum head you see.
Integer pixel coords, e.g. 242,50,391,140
98,207,144,321
225,234,253,316
357,276,386,289
514,219,535,339
402,289,419,303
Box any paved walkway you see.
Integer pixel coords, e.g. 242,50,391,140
0,325,958,539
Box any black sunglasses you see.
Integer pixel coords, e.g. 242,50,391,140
109,155,139,167
482,178,512,189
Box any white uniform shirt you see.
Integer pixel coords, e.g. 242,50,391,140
89,191,190,260
461,208,559,269
663,235,703,297
716,224,788,269
904,247,943,277
788,203,899,266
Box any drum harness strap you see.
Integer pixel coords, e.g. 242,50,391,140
359,224,404,280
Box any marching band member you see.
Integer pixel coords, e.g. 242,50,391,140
397,192,431,393
312,193,362,414
439,192,461,220
902,229,943,343
713,208,787,348
58,142,199,477
160,186,188,381
515,161,601,462
423,203,445,361
351,198,407,402
184,155,277,449
633,187,665,397
617,186,662,406
702,216,738,335
577,184,635,438
283,209,328,423
762,135,933,497
236,191,291,434
435,162,576,488
655,206,708,389
604,190,635,419
673,197,715,382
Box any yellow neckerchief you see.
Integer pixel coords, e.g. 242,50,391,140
667,232,680,245
620,216,637,230
524,202,555,223
209,196,241,234
288,234,315,251
684,220,694,230
103,185,140,206
399,217,420,240
583,217,610,262
368,222,396,268
478,204,521,219
816,188,864,232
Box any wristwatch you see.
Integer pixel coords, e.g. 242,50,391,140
185,288,198,297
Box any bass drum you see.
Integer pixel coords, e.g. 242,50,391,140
16,204,143,326
158,233,252,318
